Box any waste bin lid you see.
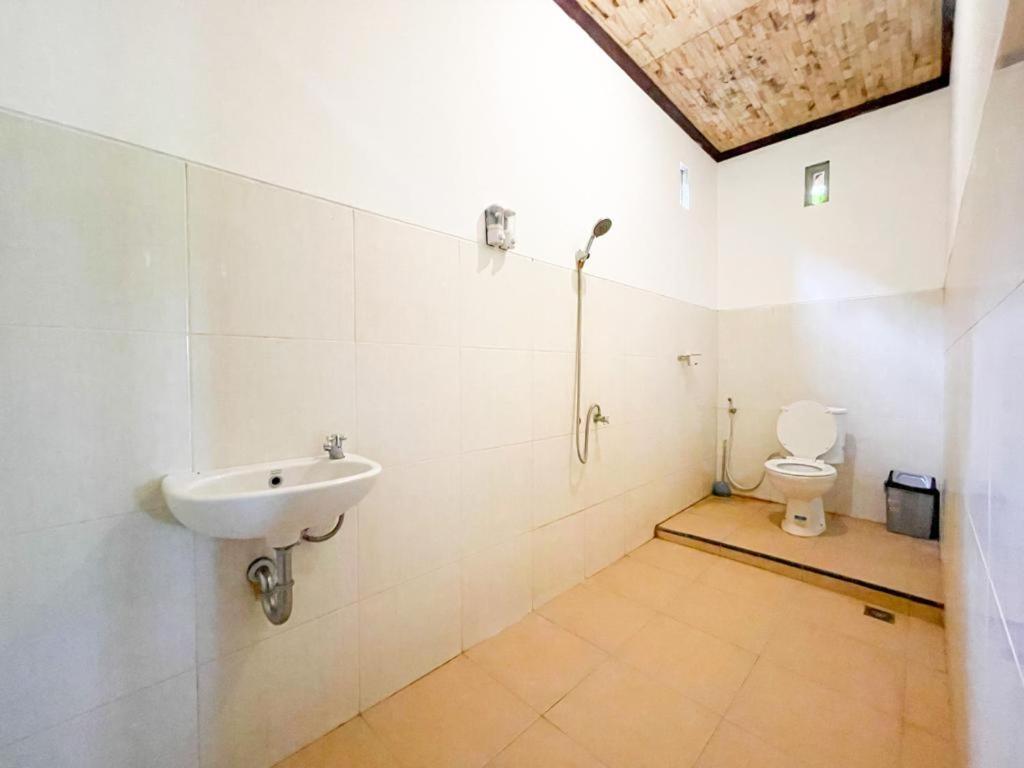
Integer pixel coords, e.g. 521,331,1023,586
888,471,936,491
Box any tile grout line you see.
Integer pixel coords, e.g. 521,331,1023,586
183,160,203,767
0,667,198,753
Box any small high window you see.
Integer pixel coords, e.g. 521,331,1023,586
804,161,830,206
679,163,691,210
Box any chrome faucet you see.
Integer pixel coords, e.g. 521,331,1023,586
323,434,347,460
589,404,609,426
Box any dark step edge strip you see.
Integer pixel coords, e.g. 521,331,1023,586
655,525,945,610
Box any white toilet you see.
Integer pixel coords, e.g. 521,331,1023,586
764,401,847,537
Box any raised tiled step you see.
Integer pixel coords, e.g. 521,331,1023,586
656,496,944,624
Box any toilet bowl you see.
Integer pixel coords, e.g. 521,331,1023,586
764,401,840,537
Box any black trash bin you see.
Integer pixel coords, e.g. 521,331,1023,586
884,471,939,539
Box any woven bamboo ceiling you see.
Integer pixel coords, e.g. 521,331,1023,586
557,0,953,160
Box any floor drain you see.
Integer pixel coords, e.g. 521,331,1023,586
864,606,895,623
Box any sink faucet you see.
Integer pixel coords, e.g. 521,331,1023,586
323,434,347,460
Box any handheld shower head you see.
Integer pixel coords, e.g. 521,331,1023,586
577,218,613,269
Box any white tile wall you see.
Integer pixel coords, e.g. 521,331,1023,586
0,672,199,768
353,212,460,346
198,605,359,768
355,342,460,467
460,347,533,452
459,240,533,350
2,514,196,746
716,290,946,521
531,350,574,439
0,111,717,767
530,261,577,353
942,60,1024,767
460,443,532,555
583,494,631,577
0,326,190,534
531,436,575,528
358,564,462,710
357,458,461,598
461,534,532,648
0,112,187,333
531,511,586,608
190,335,357,470
187,165,355,340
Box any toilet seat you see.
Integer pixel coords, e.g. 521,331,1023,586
777,400,837,459
765,456,837,478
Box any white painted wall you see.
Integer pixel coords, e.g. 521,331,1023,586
716,91,951,310
0,0,717,307
949,0,1009,240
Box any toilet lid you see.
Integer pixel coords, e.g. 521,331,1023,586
777,400,837,459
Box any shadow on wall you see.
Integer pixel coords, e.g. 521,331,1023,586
822,432,857,515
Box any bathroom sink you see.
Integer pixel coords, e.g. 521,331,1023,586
162,455,381,547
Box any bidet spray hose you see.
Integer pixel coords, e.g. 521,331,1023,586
723,398,780,492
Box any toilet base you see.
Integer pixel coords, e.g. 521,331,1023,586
781,497,826,537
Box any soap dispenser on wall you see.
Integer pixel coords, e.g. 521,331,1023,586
484,204,516,250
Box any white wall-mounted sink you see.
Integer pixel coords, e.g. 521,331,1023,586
162,454,381,547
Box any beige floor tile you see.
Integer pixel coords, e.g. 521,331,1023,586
616,613,757,714
904,664,953,739
900,724,956,768
363,656,536,768
723,509,820,562
784,580,910,654
537,584,654,652
467,613,606,713
547,660,720,768
665,504,943,605
694,720,811,768
275,716,400,768
628,538,718,580
721,547,806,580
688,498,768,525
804,519,943,601
657,530,724,556
697,557,799,605
586,557,691,610
761,618,907,715
725,660,901,768
662,581,783,654
659,511,743,542
900,562,944,603
799,569,912,614
486,719,606,768
908,601,944,625
906,616,947,672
